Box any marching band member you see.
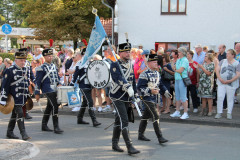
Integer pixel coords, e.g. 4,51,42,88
137,53,170,144
110,42,140,155
35,49,64,134
70,48,101,127
19,48,35,120
0,51,31,140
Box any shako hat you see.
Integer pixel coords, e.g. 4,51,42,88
15,52,27,59
118,43,131,53
42,49,53,56
146,54,158,62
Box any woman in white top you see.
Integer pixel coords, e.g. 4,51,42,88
215,49,240,119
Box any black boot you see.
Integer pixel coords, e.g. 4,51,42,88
25,112,32,120
89,108,101,127
42,114,53,132
112,126,124,152
122,128,140,155
17,118,31,141
77,107,89,124
52,115,64,134
77,118,90,124
6,119,19,139
153,121,168,144
138,120,150,141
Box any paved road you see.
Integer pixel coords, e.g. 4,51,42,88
0,113,240,160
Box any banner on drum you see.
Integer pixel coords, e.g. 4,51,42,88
67,91,81,108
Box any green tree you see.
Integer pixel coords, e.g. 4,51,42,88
19,0,111,49
0,0,27,27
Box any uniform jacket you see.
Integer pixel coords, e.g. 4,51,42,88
0,64,31,105
34,62,59,95
70,64,92,89
110,60,137,102
137,68,167,102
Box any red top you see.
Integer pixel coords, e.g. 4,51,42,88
189,61,198,85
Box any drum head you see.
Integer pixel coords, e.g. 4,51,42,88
87,60,110,89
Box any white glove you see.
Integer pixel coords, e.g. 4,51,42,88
127,86,134,97
0,101,6,106
164,90,172,99
135,98,141,103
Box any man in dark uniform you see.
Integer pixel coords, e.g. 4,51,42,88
110,42,140,155
137,54,170,144
19,48,35,120
0,51,31,140
35,49,64,134
70,48,101,127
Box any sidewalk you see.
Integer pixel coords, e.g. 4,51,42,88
0,139,39,160
31,98,240,128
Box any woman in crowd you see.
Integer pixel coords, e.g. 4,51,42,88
133,49,144,83
169,49,179,108
186,50,200,113
91,54,103,112
64,48,74,85
209,50,219,108
130,48,138,64
215,49,240,119
161,54,174,114
197,52,215,116
170,47,189,119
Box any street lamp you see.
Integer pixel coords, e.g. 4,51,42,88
101,0,116,45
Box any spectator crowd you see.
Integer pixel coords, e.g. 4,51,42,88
1,42,240,120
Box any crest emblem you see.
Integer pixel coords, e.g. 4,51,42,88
113,68,116,72
5,74,7,78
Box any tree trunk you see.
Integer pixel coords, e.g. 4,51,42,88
73,39,78,50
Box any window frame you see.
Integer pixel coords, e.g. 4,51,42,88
161,0,187,15
155,42,190,51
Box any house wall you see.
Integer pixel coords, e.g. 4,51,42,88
116,0,240,51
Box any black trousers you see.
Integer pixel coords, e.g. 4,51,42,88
81,89,94,110
187,84,199,109
10,105,24,122
44,92,59,116
141,100,159,122
112,100,131,129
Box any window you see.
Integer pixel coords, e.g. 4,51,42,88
155,42,190,52
161,0,187,15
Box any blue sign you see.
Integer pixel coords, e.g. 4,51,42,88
2,24,12,34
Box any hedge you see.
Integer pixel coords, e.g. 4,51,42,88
0,53,33,62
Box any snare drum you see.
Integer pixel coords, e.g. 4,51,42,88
57,86,74,103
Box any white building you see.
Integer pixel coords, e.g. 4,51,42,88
115,0,240,51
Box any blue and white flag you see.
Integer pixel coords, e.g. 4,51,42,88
80,16,107,68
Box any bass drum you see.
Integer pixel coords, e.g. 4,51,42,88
87,60,111,89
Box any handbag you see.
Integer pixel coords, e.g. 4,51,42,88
182,77,192,86
163,70,174,80
181,73,192,86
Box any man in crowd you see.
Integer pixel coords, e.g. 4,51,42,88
35,49,64,134
0,51,31,140
193,44,205,64
235,43,240,61
218,44,227,61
